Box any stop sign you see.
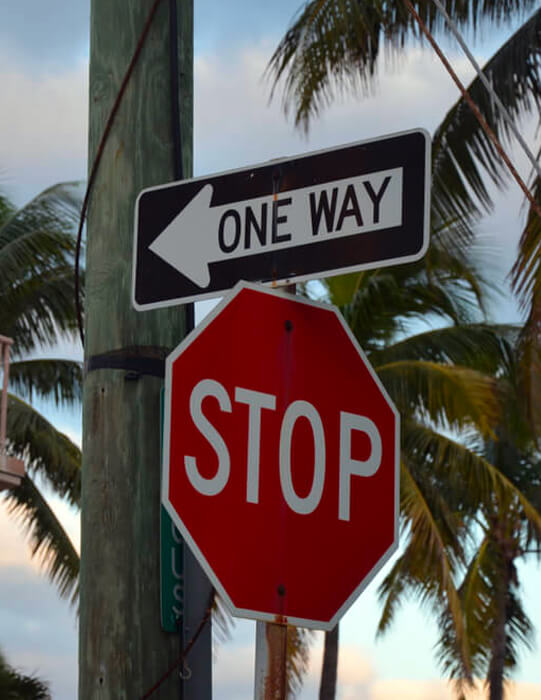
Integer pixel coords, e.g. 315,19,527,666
162,281,399,630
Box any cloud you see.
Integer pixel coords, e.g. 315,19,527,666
370,679,541,700
10,648,77,700
371,678,456,700
213,643,255,698
296,640,541,699
193,43,476,178
0,60,87,162
0,505,37,569
1,497,78,699
0,53,88,204
0,485,80,567
0,558,77,700
338,644,376,684
301,643,541,700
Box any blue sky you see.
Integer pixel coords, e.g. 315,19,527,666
1,1,540,699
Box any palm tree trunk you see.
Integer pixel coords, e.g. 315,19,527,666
487,555,512,700
319,624,339,700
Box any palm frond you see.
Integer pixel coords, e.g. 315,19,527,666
1,266,81,354
0,181,83,354
403,423,541,539
437,529,534,686
3,475,79,604
0,182,82,280
0,181,82,243
513,315,541,438
9,359,83,407
432,8,541,226
512,153,541,309
371,323,515,374
0,647,51,699
378,460,472,680
340,270,471,348
0,226,74,277
0,188,16,226
212,593,234,645
376,359,500,435
327,244,494,351
285,626,313,695
436,535,493,685
7,394,81,507
324,270,367,307
375,554,407,635
339,270,422,348
267,0,537,129
421,234,497,318
400,456,466,572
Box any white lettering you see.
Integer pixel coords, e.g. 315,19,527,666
173,583,183,603
279,400,326,515
235,387,276,504
171,521,182,544
171,548,182,579
182,381,385,520
339,412,382,521
184,379,232,496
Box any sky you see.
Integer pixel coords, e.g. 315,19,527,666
1,1,540,698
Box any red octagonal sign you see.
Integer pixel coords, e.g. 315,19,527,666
162,282,399,629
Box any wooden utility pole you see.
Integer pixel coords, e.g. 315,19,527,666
79,1,203,698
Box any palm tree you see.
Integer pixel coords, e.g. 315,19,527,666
0,648,50,699
268,1,538,131
0,182,83,602
436,339,541,700
512,158,541,441
373,19,541,696
268,1,541,316
316,249,541,698
268,0,541,337
269,4,541,696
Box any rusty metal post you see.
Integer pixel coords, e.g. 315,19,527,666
254,621,289,699
253,279,297,700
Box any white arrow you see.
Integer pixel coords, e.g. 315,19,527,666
149,167,403,288
149,184,216,288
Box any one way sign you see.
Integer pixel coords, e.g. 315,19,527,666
132,129,430,310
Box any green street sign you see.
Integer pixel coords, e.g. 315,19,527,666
160,505,184,632
160,388,184,632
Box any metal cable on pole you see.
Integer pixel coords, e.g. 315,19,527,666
74,0,165,347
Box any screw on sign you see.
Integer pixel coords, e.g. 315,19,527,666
162,281,399,630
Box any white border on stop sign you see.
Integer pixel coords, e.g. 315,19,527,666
161,279,400,631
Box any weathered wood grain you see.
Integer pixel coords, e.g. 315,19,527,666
80,1,195,697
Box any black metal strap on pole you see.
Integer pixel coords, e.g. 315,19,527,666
86,347,168,378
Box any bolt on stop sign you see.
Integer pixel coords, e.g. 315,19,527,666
162,282,399,630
